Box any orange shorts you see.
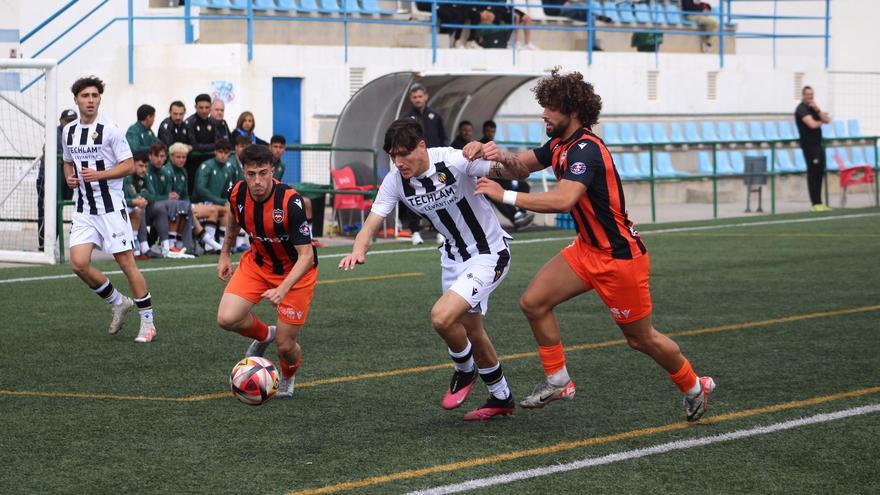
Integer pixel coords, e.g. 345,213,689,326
561,237,652,324
224,250,318,326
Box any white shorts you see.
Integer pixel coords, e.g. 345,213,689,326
69,210,134,254
441,248,511,315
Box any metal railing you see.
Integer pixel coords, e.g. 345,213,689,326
21,0,832,85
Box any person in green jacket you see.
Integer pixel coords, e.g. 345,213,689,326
146,141,175,201
123,151,154,258
168,142,224,254
194,138,233,205
270,134,287,181
126,104,157,155
167,142,190,202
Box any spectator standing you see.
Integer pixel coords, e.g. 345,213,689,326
795,86,833,212
126,104,157,155
233,111,268,145
450,120,475,149
681,0,718,52
185,93,223,194
157,101,188,147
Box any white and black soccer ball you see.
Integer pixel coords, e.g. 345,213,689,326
229,356,279,405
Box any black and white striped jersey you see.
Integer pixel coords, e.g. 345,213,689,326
372,147,511,261
62,114,132,215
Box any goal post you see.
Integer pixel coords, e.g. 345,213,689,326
0,58,58,265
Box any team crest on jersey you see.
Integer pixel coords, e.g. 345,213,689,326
91,132,98,141
570,162,587,175
299,222,311,236
273,208,284,223
207,124,213,131
437,172,447,183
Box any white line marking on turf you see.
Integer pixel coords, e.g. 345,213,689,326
1,212,876,285
406,403,880,495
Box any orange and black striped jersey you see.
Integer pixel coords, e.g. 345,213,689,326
228,179,318,275
534,128,647,260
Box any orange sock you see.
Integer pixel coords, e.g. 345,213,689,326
538,343,566,376
279,356,301,379
668,358,698,394
240,314,269,342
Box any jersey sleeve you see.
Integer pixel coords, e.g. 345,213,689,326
560,140,605,188
286,193,312,245
532,139,553,168
62,125,72,162
112,128,134,162
370,173,401,218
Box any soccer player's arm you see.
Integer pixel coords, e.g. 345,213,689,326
267,195,315,301
61,129,77,189
466,140,547,180
339,179,397,270
217,187,241,281
476,142,600,213
797,106,822,130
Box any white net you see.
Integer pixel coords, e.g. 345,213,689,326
0,60,56,264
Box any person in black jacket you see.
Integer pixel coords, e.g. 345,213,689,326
157,101,188,147
450,120,474,149
211,98,234,144
184,94,222,194
795,86,832,211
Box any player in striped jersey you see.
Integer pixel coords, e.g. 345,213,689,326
472,68,716,421
216,145,318,399
339,119,516,420
62,76,157,342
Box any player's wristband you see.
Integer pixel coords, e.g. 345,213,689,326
502,190,518,206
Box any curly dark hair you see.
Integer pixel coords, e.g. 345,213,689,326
383,118,424,156
71,76,105,97
532,67,602,129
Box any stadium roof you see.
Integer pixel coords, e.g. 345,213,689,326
331,71,542,183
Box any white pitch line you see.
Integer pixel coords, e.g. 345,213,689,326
407,403,880,495
1,212,876,285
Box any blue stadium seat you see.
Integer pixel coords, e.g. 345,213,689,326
669,122,685,143
778,120,796,140
793,150,807,171
299,0,320,12
821,123,835,139
762,121,780,141
617,1,636,23
636,122,653,143
493,124,505,143
833,120,848,138
835,147,852,167
207,0,233,7
733,121,749,141
717,121,734,142
848,119,862,137
527,123,544,145
700,121,718,142
650,1,664,24
619,122,636,144
620,153,641,179
674,3,697,26
189,0,210,6
601,0,621,23
637,152,652,176
863,146,876,165
663,4,683,25
651,122,669,143
254,0,279,9
342,0,364,14
318,0,341,13
698,150,734,175
361,0,393,14
826,148,840,170
276,0,297,10
716,150,734,174
684,121,700,142
850,146,867,166
656,152,684,176
602,122,621,145
748,121,765,141
776,149,795,172
507,123,526,144
221,0,247,8
729,150,746,174
633,2,652,23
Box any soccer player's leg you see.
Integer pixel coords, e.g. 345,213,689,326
218,261,275,353
518,250,588,409
460,313,515,421
596,254,715,422
273,267,317,399
431,290,480,410
104,211,155,342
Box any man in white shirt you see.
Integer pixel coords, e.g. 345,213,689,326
62,76,158,343
339,119,526,420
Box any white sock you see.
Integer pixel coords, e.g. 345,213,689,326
478,362,510,400
686,379,702,396
448,340,475,373
205,224,217,239
161,239,172,252
547,366,571,387
139,241,150,254
134,293,153,323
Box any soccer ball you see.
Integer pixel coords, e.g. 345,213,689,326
229,356,279,405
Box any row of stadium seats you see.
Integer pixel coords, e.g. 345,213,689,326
190,0,394,15
498,119,865,146
528,145,878,181
583,0,723,27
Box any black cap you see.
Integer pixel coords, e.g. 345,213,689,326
60,109,77,121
